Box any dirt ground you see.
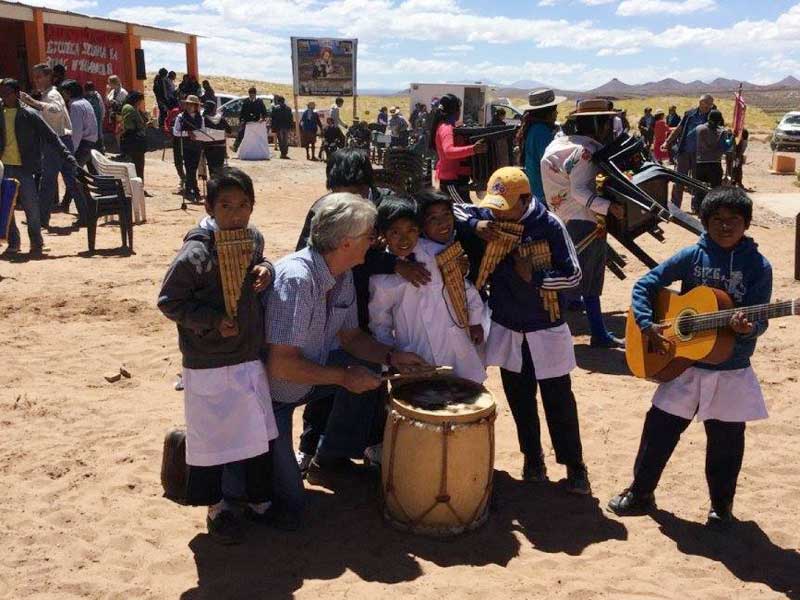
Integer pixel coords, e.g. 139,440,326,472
0,140,799,600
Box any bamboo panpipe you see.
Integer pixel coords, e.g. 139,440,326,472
517,239,561,322
475,221,524,289
215,228,254,320
435,241,470,329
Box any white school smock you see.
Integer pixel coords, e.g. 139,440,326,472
652,365,768,423
369,238,488,384
484,321,576,381
183,360,278,467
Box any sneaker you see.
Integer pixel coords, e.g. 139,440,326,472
522,454,548,482
590,335,625,349
364,444,382,467
566,463,592,495
608,488,656,516
706,502,735,529
296,451,314,474
206,510,244,545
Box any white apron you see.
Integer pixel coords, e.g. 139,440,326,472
484,321,576,380
238,122,271,160
652,365,768,423
183,360,278,466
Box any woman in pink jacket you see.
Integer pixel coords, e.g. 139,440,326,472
428,94,485,203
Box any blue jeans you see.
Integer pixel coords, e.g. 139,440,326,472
39,136,82,226
5,165,43,250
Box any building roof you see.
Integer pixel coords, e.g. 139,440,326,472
0,0,194,44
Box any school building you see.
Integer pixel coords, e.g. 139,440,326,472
0,0,197,91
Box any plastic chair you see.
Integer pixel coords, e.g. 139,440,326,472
90,150,146,223
76,169,133,253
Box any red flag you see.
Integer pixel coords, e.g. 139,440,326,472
732,87,747,137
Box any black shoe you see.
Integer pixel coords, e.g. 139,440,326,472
590,335,625,349
522,454,548,482
206,510,244,545
706,503,735,529
566,463,592,495
608,488,656,515
243,504,275,526
280,155,290,159
310,454,353,471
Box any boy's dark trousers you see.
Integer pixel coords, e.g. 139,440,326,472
629,406,745,509
182,141,202,196
499,338,584,466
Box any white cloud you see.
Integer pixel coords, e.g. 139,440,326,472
597,47,641,56
617,0,717,17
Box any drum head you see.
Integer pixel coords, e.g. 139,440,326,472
390,375,495,424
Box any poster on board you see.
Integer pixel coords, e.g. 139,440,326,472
291,37,357,97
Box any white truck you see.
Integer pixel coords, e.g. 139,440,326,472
409,83,522,126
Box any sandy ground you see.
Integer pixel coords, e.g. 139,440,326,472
1,140,799,600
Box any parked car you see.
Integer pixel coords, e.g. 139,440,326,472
215,92,238,109
770,111,800,151
219,94,274,137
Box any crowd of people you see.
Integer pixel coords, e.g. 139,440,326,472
154,86,771,544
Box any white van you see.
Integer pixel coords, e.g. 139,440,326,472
409,83,522,126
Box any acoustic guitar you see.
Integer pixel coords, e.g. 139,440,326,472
625,286,797,381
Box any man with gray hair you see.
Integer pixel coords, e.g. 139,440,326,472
264,193,427,528
662,94,714,208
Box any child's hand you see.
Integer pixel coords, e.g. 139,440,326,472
252,265,273,292
475,220,501,242
644,323,672,355
218,316,239,338
396,260,431,287
469,324,484,346
730,311,754,335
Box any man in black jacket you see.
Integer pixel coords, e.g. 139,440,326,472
270,95,294,159
232,87,269,152
1,78,78,256
153,68,169,129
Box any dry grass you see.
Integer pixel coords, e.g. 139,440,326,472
147,73,781,132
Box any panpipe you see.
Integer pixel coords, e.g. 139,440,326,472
475,221,524,290
215,228,254,320
517,240,560,322
454,125,517,192
436,241,470,329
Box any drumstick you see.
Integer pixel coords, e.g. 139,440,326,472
382,366,455,381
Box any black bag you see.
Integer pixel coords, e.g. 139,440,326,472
160,428,188,505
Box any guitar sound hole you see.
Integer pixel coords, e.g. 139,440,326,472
676,315,691,338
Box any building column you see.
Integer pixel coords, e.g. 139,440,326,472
123,24,143,93
23,7,46,80
186,35,198,78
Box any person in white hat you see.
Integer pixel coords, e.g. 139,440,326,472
173,94,204,201
541,98,626,348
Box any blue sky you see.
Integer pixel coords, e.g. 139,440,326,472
30,0,800,91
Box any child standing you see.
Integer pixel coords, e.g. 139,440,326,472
609,188,771,527
157,167,278,544
369,195,487,383
454,167,589,492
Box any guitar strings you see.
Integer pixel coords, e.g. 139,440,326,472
654,299,795,329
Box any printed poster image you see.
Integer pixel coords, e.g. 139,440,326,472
292,38,357,97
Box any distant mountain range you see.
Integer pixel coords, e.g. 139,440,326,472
378,76,800,98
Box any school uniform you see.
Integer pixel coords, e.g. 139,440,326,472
626,233,772,511
157,217,278,505
454,198,586,466
369,238,488,384
173,111,203,197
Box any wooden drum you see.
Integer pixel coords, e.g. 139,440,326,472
381,376,496,536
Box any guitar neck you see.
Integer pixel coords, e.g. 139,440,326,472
686,299,797,333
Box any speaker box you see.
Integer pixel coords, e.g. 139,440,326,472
134,48,146,80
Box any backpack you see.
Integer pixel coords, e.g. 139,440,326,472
164,107,181,136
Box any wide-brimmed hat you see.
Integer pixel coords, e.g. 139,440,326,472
389,106,400,115
519,88,566,112
654,108,665,117
184,95,202,106
566,98,618,119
